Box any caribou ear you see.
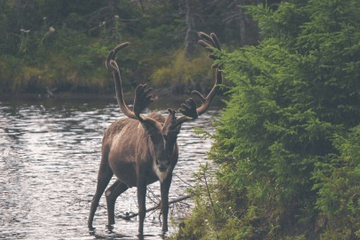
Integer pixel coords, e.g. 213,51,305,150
140,118,163,140
168,109,181,134
161,108,181,145
172,124,181,135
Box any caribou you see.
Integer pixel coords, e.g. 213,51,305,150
88,32,223,236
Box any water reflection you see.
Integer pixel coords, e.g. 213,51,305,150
0,96,218,239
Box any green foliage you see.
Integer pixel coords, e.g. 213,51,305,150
172,163,252,240
0,0,182,94
0,29,114,93
171,0,360,239
0,0,265,95
151,49,213,93
313,125,360,239
0,54,21,91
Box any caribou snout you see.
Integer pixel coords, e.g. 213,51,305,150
158,165,168,172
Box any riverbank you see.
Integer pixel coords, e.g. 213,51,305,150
0,90,226,112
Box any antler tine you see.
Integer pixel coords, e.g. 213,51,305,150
164,98,197,130
105,42,129,71
197,32,222,51
192,68,222,115
198,32,212,42
174,98,198,125
172,32,223,126
106,42,155,120
194,32,223,116
133,84,154,121
210,33,222,50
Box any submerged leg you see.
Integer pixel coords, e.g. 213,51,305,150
88,158,113,229
105,179,128,226
160,173,173,233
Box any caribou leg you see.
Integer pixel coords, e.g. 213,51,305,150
136,171,147,236
105,179,129,227
160,174,172,233
88,157,113,229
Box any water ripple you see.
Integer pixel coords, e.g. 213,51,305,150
0,98,218,239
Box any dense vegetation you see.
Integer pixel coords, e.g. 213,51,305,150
0,0,265,95
171,0,360,239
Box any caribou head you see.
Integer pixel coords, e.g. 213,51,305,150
88,32,223,236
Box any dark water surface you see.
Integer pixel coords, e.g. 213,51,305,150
0,96,218,240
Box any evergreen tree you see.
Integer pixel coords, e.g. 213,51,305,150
172,0,360,239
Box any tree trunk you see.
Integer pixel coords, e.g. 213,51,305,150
238,5,247,46
184,0,196,58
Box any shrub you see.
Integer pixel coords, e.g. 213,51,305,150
170,0,360,239
313,125,360,239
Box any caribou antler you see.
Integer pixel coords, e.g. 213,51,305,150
133,84,154,121
192,32,223,115
106,42,154,121
106,32,222,129
169,32,223,128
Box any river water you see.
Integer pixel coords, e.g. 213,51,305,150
0,95,218,240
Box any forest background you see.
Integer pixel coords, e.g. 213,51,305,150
2,0,360,240
0,0,267,96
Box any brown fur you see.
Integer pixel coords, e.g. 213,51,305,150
88,111,179,235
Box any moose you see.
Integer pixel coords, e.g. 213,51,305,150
88,32,223,236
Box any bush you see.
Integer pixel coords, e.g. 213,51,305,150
170,0,360,239
313,125,360,239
